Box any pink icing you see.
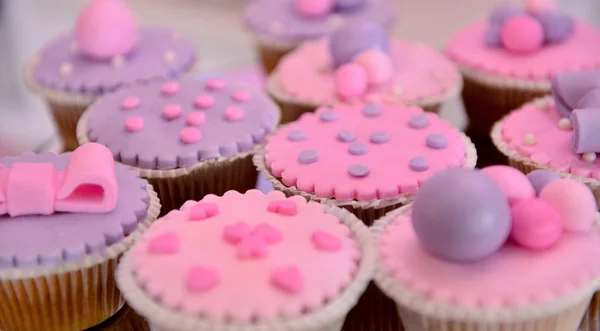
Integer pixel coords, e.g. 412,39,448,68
125,116,144,132
194,94,216,109
160,81,180,96
131,190,359,321
446,21,600,80
120,96,140,110
276,39,459,104
353,49,394,86
334,63,368,99
265,104,467,201
539,178,597,232
180,127,202,144
379,214,600,308
224,106,245,121
501,15,544,54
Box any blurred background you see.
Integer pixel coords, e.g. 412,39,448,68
1,0,599,157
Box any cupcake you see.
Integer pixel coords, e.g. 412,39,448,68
116,189,374,331
445,0,600,135
491,70,600,202
24,0,198,151
254,102,477,225
0,143,160,331
269,22,462,123
244,0,397,74
77,78,280,215
374,166,600,331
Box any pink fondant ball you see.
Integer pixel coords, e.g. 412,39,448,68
352,49,394,86
294,0,334,17
501,15,544,54
334,63,368,99
510,198,563,250
539,179,597,232
480,166,535,204
74,0,138,60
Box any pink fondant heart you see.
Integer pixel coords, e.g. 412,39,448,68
185,265,220,293
236,236,268,260
311,230,342,251
189,202,220,221
267,200,297,216
147,232,180,255
270,266,303,294
253,223,283,244
223,221,252,245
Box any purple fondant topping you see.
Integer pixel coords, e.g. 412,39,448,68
408,114,429,129
409,156,428,172
337,130,356,142
348,142,368,155
483,24,503,48
33,27,197,97
335,0,367,11
348,164,370,177
329,21,390,67
319,109,339,122
87,79,279,170
0,151,149,269
527,170,561,196
551,70,600,118
571,108,600,154
578,88,600,109
370,131,389,144
534,10,574,44
362,103,382,117
426,133,448,149
298,149,319,164
287,130,308,141
489,3,524,25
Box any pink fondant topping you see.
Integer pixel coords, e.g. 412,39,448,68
162,104,182,120
334,63,368,99
232,90,252,103
131,190,358,321
186,112,206,126
125,116,144,132
189,202,219,221
180,127,202,144
480,166,535,204
539,178,597,232
161,81,180,96
294,0,333,18
205,79,226,90
267,199,298,216
501,15,544,54
224,106,245,121
311,230,342,251
0,143,118,217
120,96,140,110
194,94,216,109
510,198,562,250
148,232,181,255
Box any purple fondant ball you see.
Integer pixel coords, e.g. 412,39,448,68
335,0,366,11
526,170,561,195
328,21,389,67
411,168,511,263
483,23,503,48
489,3,524,25
534,10,574,44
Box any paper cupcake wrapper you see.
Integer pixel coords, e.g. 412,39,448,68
0,185,160,331
92,305,152,331
579,292,600,331
253,131,477,226
372,206,600,331
255,36,300,75
116,204,376,331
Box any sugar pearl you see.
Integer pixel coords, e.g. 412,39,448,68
558,118,573,130
59,62,73,76
582,152,597,163
112,55,125,67
163,50,176,63
522,134,536,146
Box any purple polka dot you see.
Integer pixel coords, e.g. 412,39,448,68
362,104,382,117
370,131,389,144
408,114,429,129
298,150,319,164
409,157,429,172
348,164,370,177
426,133,448,149
319,109,338,122
337,130,356,142
348,142,368,155
287,130,307,142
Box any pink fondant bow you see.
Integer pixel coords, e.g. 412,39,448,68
0,143,118,217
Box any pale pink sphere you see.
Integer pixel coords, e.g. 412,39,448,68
480,166,535,204
525,0,558,14
352,49,394,86
334,63,368,99
510,199,563,250
539,179,597,232
294,0,334,17
74,0,138,60
501,15,544,54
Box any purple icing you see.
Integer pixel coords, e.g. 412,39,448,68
348,142,368,155
571,108,600,154
408,114,429,129
362,103,382,117
489,3,524,25
244,0,397,42
0,152,149,269
411,168,511,263
335,0,367,11
426,133,448,149
348,164,370,177
33,27,197,97
526,170,561,196
534,10,574,44
337,130,356,142
329,21,390,67
287,130,308,141
298,149,319,164
551,71,600,118
87,79,279,170
319,108,339,122
409,156,428,172
483,24,503,48
370,131,389,144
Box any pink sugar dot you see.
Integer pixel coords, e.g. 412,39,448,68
189,202,219,221
180,127,202,144
237,236,269,260
161,81,180,95
162,104,182,120
253,223,283,244
267,200,297,216
125,116,144,132
205,79,226,90
223,221,252,245
194,94,216,109
311,230,341,251
120,96,140,110
232,90,252,103
510,199,563,250
270,265,303,294
147,232,180,255
186,111,206,126
224,106,245,121
185,265,220,293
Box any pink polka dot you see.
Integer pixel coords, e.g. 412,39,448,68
253,223,283,244
162,104,182,120
180,127,202,144
224,106,245,121
267,200,297,216
189,202,219,220
125,116,144,132
194,94,216,109
237,236,269,260
161,81,180,95
147,232,180,255
232,90,252,102
223,222,252,245
120,96,140,110
270,266,303,294
311,231,341,251
186,112,206,126
185,266,220,293
205,79,226,90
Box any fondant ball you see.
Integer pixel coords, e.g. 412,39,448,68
412,168,512,263
510,199,563,250
489,3,525,25
295,0,334,17
501,15,544,54
335,0,366,11
483,24,503,48
352,49,393,86
539,179,597,232
526,170,560,195
329,22,390,68
74,0,138,60
525,0,558,14
334,63,368,98
534,10,574,44
481,166,535,203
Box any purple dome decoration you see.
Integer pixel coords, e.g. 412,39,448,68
328,21,389,67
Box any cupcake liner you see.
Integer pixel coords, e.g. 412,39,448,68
92,305,152,331
373,206,600,331
116,204,376,331
341,282,402,331
256,36,300,75
253,131,477,226
0,185,160,331
579,292,600,331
